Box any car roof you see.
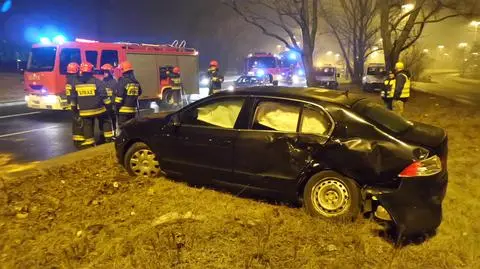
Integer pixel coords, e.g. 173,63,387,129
215,86,364,107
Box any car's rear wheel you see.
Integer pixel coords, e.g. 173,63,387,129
303,171,360,221
124,142,161,177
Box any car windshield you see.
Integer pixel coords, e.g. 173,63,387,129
27,47,56,72
318,67,335,76
352,99,413,134
366,66,386,76
247,57,277,69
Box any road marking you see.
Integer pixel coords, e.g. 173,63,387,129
454,98,475,105
0,125,59,138
0,111,42,120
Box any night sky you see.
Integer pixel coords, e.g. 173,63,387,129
0,0,477,69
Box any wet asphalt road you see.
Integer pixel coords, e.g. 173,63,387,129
0,104,77,163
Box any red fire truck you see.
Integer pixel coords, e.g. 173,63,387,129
244,52,284,83
24,38,199,110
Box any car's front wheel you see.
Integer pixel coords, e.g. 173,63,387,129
303,171,360,221
124,142,162,177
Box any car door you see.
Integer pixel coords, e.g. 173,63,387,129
160,97,246,181
233,98,334,192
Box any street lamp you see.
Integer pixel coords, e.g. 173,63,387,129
423,49,429,53
458,42,468,48
326,51,333,55
470,21,480,42
437,45,445,49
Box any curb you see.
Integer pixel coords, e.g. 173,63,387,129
0,144,115,179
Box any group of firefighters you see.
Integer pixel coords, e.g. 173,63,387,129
381,61,411,116
66,59,224,149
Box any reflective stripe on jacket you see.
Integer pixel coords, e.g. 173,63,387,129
72,76,109,117
116,72,142,114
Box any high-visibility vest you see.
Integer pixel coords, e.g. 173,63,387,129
383,79,395,98
398,73,411,98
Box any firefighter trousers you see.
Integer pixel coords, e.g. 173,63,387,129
72,111,85,148
81,113,113,147
117,113,136,127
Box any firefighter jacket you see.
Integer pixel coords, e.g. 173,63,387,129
170,73,182,90
382,78,395,99
65,74,78,108
103,75,117,104
115,72,142,114
71,75,110,117
394,70,411,99
208,67,224,90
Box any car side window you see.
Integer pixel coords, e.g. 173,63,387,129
59,48,81,74
100,50,119,67
252,100,301,132
180,98,245,129
300,106,332,136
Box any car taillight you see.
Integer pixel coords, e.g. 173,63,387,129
399,155,442,178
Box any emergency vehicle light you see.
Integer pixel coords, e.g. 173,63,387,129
75,38,98,43
53,35,66,45
40,37,51,44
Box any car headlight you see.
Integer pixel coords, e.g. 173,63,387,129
256,69,265,77
45,95,58,104
292,74,300,83
200,78,209,86
362,76,368,83
227,85,234,91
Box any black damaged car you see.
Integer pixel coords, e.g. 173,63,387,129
115,87,448,235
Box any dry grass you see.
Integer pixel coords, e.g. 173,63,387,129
0,91,479,269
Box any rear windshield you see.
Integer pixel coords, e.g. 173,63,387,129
27,47,56,72
352,99,413,133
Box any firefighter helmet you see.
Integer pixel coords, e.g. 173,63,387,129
80,62,94,73
101,64,114,72
209,60,219,67
173,66,181,74
67,62,80,74
119,61,133,73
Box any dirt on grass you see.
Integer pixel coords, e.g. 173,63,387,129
0,91,479,269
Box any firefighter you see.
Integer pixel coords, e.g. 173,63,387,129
71,62,113,147
66,62,84,148
169,66,183,106
115,61,142,126
381,71,395,110
392,62,411,116
207,60,224,95
101,64,117,130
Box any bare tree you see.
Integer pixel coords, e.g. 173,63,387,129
379,0,480,70
320,0,378,83
223,0,321,86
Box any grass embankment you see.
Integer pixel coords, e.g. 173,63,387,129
0,91,479,269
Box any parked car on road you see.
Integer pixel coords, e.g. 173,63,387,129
115,87,448,235
228,75,267,91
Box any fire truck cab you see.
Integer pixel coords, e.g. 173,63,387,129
24,39,199,110
244,52,282,84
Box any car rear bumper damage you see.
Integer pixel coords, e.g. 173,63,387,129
365,172,448,235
